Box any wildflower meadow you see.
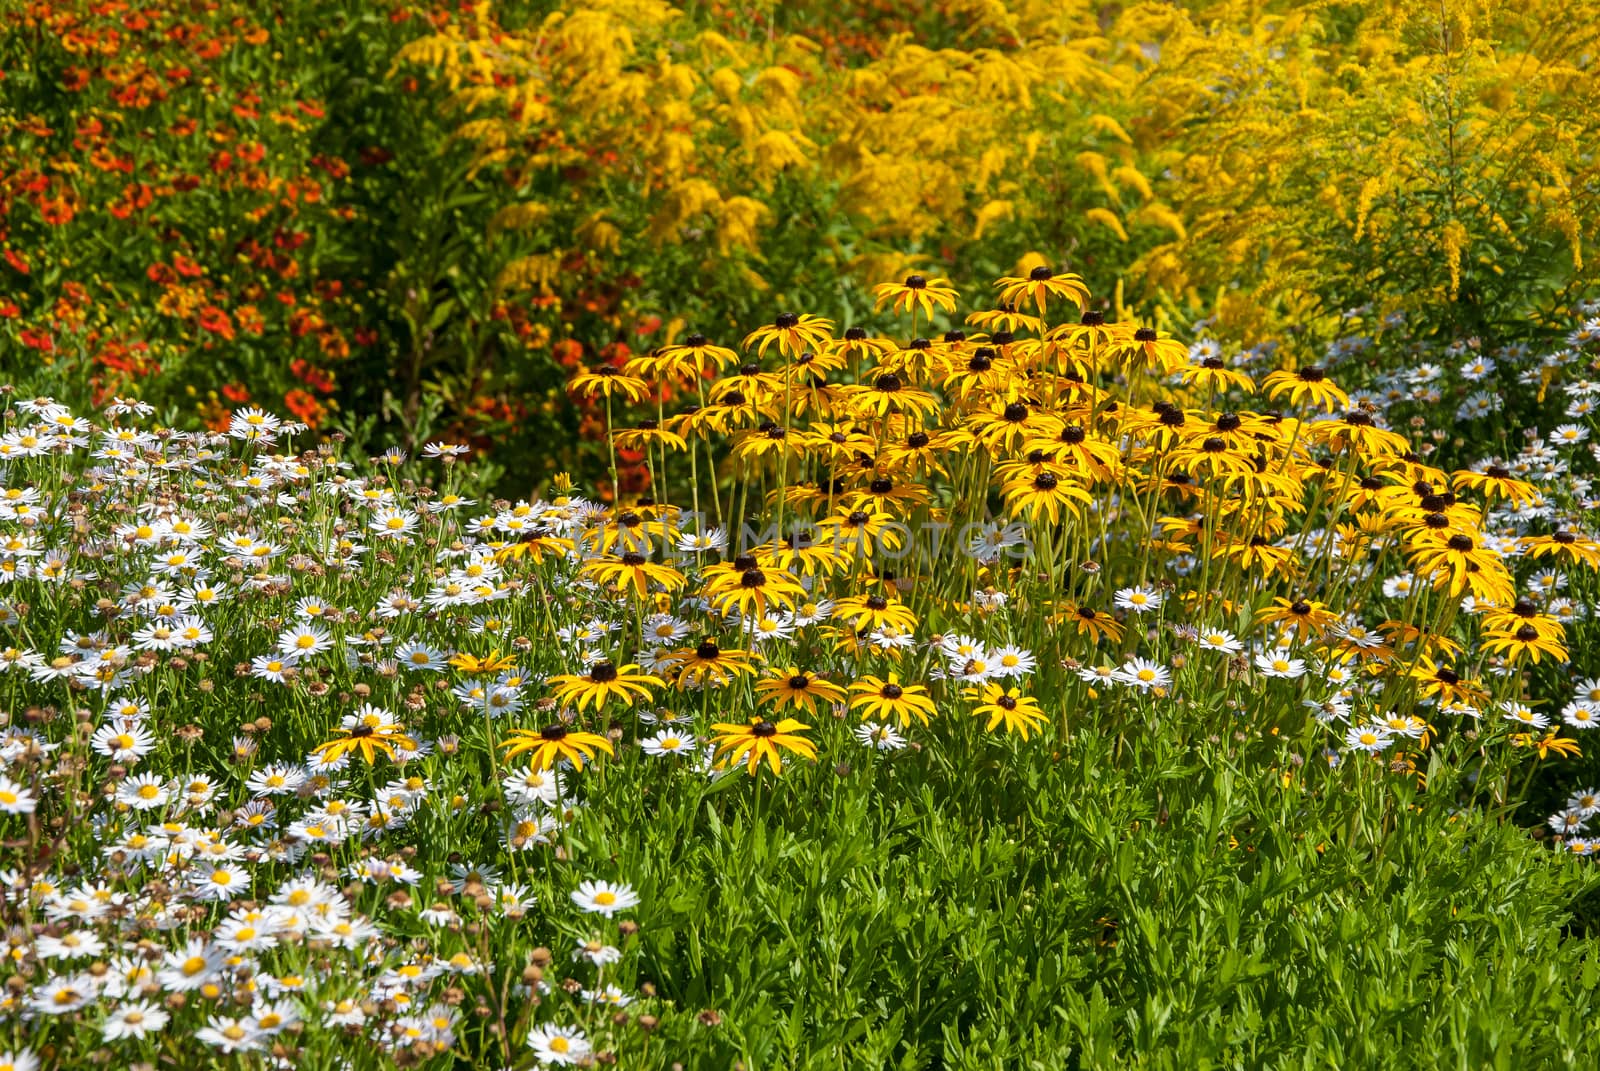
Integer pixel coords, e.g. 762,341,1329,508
3,1,1600,1069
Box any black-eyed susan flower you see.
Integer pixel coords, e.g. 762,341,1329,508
311,706,417,766
1408,657,1488,708
1403,529,1515,603
499,724,615,770
1256,597,1339,640
1304,410,1410,457
1178,355,1255,394
1261,366,1350,414
873,274,959,320
631,332,739,378
848,672,937,727
546,661,663,713
827,325,896,366
966,300,1043,336
611,418,688,455
816,509,904,557
832,592,918,634
758,530,849,577
1480,622,1568,665
666,639,755,688
710,716,817,775
1025,423,1122,482
840,475,928,516
968,684,1048,739
568,365,652,404
1000,467,1092,524
580,552,687,599
1451,464,1539,507
708,363,784,407
838,372,941,419
1107,326,1188,375
1511,731,1582,761
963,399,1063,453
704,562,807,618
1521,530,1600,569
1170,436,1256,480
754,667,847,714
1478,598,1566,642
1054,603,1124,643
448,649,520,676
995,264,1088,317
743,312,834,360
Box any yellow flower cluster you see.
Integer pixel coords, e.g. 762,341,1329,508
391,0,1167,294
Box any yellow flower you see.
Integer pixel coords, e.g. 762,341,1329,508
872,274,959,320
994,264,1088,318
500,725,615,770
580,553,687,600
1512,731,1582,761
754,667,846,715
742,312,834,360
1261,366,1350,414
848,673,937,728
449,649,519,676
547,661,664,713
968,684,1048,740
311,708,417,766
709,716,817,776
568,365,652,403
